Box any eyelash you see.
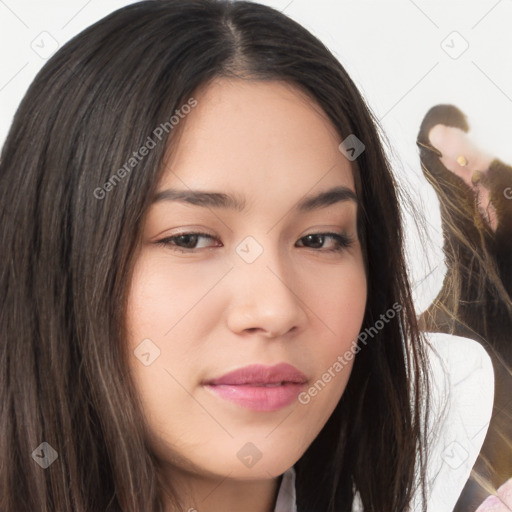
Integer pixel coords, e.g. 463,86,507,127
155,231,355,254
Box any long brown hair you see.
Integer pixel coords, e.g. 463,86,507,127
0,1,431,510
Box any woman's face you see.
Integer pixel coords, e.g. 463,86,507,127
126,78,367,482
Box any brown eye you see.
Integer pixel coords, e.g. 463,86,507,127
156,232,221,252
296,232,354,252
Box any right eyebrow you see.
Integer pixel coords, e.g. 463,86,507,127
152,189,246,212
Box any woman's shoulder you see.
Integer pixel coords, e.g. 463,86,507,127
424,331,494,371
414,331,495,512
352,331,495,512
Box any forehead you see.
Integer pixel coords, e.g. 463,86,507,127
159,78,355,199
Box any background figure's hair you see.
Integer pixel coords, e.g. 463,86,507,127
417,105,512,511
0,1,431,511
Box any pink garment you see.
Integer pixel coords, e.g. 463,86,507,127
475,479,512,511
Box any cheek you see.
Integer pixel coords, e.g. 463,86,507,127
124,255,211,406
126,254,228,339
293,254,367,421
324,270,366,332
301,253,367,348
125,258,210,459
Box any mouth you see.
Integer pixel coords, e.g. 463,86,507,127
202,363,308,412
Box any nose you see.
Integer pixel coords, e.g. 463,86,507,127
226,244,308,339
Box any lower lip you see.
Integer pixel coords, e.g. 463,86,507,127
204,383,306,412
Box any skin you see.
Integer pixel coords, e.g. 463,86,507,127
126,78,367,512
428,125,497,230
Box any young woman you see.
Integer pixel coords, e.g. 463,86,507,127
0,1,472,510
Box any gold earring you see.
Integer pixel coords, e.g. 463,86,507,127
456,155,468,167
472,170,482,184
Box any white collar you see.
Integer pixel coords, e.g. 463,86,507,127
273,466,297,512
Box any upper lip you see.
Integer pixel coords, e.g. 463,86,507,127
204,363,307,386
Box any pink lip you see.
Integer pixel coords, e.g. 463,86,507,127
203,363,307,412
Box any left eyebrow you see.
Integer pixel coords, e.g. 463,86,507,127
151,185,358,212
296,186,358,212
